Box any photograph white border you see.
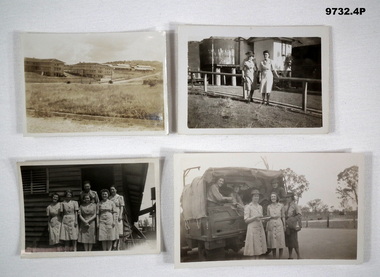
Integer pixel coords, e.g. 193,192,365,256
174,153,364,268
18,157,161,258
177,25,330,135
20,31,169,137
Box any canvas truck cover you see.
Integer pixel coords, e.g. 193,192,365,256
181,167,284,221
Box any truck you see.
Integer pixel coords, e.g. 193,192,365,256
180,167,285,261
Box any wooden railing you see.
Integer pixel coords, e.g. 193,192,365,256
189,70,322,113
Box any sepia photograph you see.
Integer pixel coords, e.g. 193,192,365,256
174,153,364,267
177,25,330,135
20,32,168,135
18,158,161,258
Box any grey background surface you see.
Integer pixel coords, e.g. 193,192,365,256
1,0,379,276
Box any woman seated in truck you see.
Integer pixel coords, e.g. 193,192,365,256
243,189,267,258
206,177,233,207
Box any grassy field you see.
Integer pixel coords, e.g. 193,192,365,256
26,82,164,121
188,91,322,129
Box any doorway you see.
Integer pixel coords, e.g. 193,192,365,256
81,166,114,194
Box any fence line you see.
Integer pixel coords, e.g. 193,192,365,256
189,70,322,113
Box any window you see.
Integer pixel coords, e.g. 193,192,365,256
21,167,49,194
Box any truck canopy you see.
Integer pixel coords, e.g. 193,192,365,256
181,167,284,221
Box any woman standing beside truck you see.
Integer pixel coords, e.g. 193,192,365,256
243,189,267,258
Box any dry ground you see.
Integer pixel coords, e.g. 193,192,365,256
188,87,322,129
25,82,165,133
181,228,357,262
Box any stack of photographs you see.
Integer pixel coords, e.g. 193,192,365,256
15,25,364,268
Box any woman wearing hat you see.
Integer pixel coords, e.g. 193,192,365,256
266,192,286,259
284,192,302,259
243,189,267,258
259,50,279,105
242,51,258,102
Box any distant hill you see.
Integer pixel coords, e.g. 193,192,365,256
106,60,163,69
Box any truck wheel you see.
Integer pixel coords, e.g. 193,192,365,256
197,241,206,261
205,247,225,260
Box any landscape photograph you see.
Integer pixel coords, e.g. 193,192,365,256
21,32,168,135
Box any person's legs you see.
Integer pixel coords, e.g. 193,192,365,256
279,248,283,259
88,243,93,251
271,249,277,258
261,93,265,104
102,241,107,251
288,247,293,259
266,93,270,105
72,240,77,252
295,247,301,259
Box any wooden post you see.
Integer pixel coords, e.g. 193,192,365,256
302,81,308,112
204,74,208,92
231,68,236,86
327,213,330,228
215,68,221,86
191,72,194,88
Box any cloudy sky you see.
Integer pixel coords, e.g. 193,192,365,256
178,153,363,210
22,32,166,64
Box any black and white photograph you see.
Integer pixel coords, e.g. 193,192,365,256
18,158,161,257
174,153,364,267
178,25,330,134
21,32,168,135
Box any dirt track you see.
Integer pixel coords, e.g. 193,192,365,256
27,115,164,133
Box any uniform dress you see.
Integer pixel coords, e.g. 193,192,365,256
266,203,286,249
60,200,79,241
243,202,267,256
78,203,97,244
259,59,275,94
46,203,62,245
284,201,302,248
97,199,117,241
243,59,257,93
109,194,125,236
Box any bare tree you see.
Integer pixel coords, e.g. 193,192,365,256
281,168,310,204
336,165,359,210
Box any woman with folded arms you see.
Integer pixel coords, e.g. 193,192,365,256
78,194,97,251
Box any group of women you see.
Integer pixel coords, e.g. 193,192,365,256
243,188,302,259
46,185,125,252
242,50,280,105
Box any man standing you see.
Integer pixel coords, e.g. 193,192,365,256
80,180,99,204
206,177,232,207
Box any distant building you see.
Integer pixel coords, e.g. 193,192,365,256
66,63,113,80
104,63,132,72
24,58,65,77
134,65,155,71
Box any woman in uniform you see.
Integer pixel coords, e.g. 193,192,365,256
259,50,279,105
78,194,97,251
284,192,302,259
266,192,286,259
243,189,267,258
60,190,79,251
97,189,117,251
46,193,62,250
109,186,125,250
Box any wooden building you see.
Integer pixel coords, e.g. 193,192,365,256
24,57,65,77
66,62,113,80
21,163,150,248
